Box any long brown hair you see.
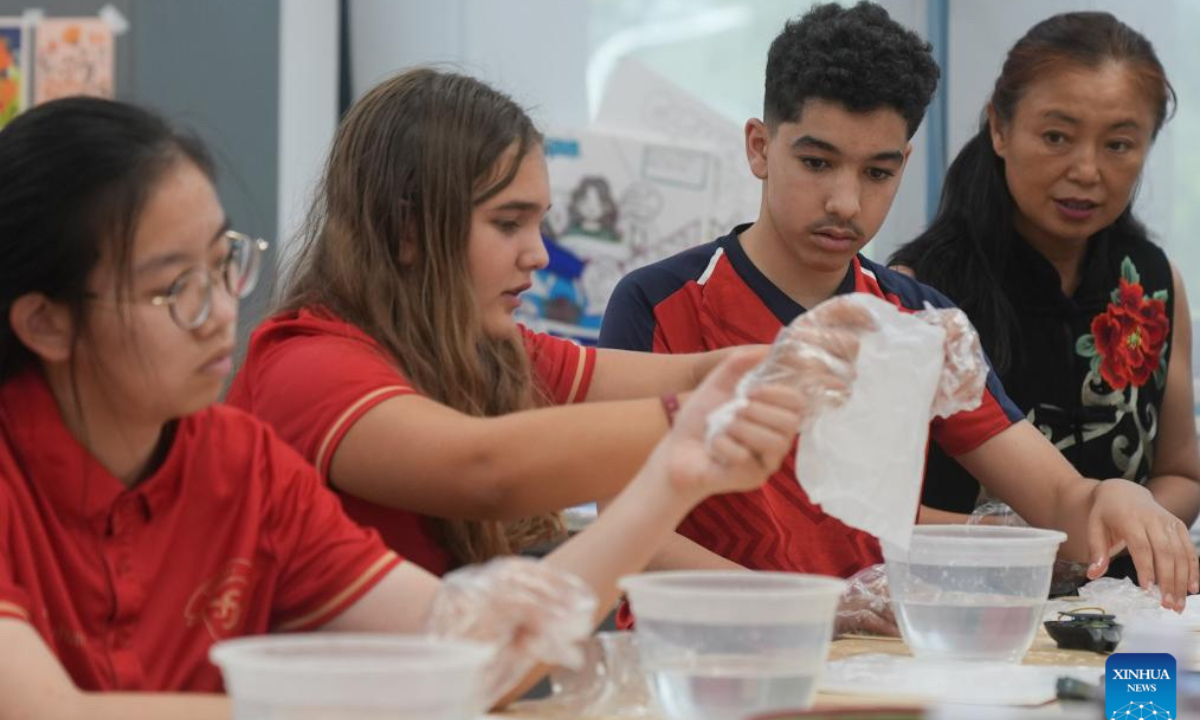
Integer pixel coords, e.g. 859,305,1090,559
282,68,563,564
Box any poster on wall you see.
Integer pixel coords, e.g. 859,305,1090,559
516,131,719,344
0,18,28,128
34,18,114,104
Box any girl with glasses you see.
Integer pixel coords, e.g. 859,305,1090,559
0,96,837,717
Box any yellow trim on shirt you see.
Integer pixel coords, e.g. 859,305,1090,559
0,601,29,620
315,386,411,477
275,551,400,632
565,344,587,404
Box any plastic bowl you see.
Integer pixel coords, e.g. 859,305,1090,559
210,634,495,720
620,571,846,720
882,525,1068,663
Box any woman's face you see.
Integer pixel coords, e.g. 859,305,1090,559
75,159,237,425
990,61,1157,251
467,144,551,338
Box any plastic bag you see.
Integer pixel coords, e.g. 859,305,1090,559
794,295,989,551
537,631,655,719
835,563,899,637
705,294,877,446
422,557,597,706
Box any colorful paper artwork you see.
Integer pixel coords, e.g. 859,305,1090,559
34,18,114,104
0,19,27,128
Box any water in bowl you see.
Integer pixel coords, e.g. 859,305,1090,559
647,655,820,720
896,593,1045,662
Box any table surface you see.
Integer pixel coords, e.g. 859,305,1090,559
499,631,1113,719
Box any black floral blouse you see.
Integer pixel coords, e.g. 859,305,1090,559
922,230,1174,513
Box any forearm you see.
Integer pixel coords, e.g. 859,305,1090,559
587,347,755,401
1146,475,1200,526
468,399,669,517
77,694,229,720
645,532,746,571
916,505,972,525
1048,475,1103,563
541,446,699,623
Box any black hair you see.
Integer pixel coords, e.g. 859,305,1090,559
0,96,214,382
890,12,1174,374
764,1,940,138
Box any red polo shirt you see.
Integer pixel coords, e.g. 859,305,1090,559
226,306,597,575
0,368,401,692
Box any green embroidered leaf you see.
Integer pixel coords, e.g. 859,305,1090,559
1090,354,1101,375
1075,334,1097,357
1152,289,1169,302
1154,365,1166,389
1111,288,1121,304
1120,256,1140,284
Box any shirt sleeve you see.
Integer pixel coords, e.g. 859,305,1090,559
520,326,596,404
238,331,416,479
598,271,658,351
260,430,402,631
0,490,32,623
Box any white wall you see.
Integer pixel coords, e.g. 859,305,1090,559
348,0,590,129
277,0,339,270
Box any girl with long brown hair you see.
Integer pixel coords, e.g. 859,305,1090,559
227,68,859,574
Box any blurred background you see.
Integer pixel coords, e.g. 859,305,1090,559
0,0,1195,374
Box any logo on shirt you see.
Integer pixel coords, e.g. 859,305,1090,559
1105,653,1176,720
185,558,253,640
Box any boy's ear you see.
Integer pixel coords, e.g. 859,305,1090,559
9,293,75,364
745,118,771,180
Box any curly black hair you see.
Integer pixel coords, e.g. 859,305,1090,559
765,1,940,138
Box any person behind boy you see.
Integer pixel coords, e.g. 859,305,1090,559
599,0,1197,608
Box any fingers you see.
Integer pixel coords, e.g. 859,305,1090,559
1180,518,1200,597
1086,510,1112,581
807,296,878,333
1152,520,1180,611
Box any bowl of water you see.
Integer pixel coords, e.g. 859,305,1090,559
883,525,1068,663
210,634,495,720
620,571,846,720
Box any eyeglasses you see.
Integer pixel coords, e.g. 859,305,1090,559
149,231,269,330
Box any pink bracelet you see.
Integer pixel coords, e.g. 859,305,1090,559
660,393,680,426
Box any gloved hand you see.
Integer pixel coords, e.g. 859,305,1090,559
423,557,597,706
915,304,988,419
835,564,899,637
706,295,877,446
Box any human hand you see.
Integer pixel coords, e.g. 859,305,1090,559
1085,479,1198,612
423,557,597,705
915,305,988,418
834,564,899,637
663,350,806,500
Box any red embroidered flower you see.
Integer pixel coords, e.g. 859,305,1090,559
1090,278,1169,390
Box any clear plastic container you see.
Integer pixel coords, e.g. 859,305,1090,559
620,571,846,720
210,634,495,720
882,525,1067,663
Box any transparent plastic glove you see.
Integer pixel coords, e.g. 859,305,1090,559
706,295,877,445
914,304,989,418
967,499,1029,527
423,557,597,706
835,564,898,637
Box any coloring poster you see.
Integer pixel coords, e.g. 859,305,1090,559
518,131,718,343
34,18,114,104
0,18,27,127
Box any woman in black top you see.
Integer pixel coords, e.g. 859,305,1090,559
892,12,1200,580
